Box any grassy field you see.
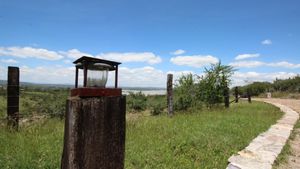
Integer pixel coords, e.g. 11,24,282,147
0,101,283,169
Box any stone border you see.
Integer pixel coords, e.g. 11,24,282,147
227,101,299,169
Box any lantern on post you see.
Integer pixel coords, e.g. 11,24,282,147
62,56,126,169
71,56,121,97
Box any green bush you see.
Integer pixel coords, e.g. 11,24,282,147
174,73,197,111
127,91,147,112
197,62,234,107
149,103,164,116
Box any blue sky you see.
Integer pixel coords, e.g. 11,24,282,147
0,0,300,87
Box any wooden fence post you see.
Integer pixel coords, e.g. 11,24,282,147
61,96,126,169
167,74,174,117
224,86,230,108
247,89,252,103
7,66,19,130
235,87,239,103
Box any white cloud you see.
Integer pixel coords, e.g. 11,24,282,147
0,46,63,60
229,61,265,68
0,66,6,80
235,53,260,60
63,59,72,64
112,66,165,87
170,49,185,55
59,49,92,59
0,46,162,65
0,65,168,87
96,52,162,64
261,39,272,45
20,66,75,84
1,59,18,64
170,55,219,68
230,60,300,69
232,71,298,86
268,61,300,69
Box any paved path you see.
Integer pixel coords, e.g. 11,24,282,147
227,98,300,169
261,99,300,169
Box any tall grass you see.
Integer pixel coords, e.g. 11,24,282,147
125,101,283,169
0,101,283,169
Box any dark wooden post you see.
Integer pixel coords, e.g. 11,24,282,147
247,89,251,103
115,65,118,88
61,96,126,169
224,86,229,108
167,74,173,117
75,67,78,88
7,66,19,130
83,62,88,87
235,87,239,103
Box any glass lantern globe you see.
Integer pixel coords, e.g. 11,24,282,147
87,63,111,87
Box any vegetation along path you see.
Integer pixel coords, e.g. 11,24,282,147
227,98,300,169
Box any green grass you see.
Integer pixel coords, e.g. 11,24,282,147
0,119,64,169
0,96,6,118
0,101,283,169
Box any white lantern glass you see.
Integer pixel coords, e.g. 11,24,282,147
87,63,111,87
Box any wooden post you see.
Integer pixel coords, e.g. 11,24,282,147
83,62,88,87
61,96,126,169
235,87,239,103
167,74,173,117
7,66,19,130
75,67,78,88
115,65,118,88
247,89,251,103
224,86,229,108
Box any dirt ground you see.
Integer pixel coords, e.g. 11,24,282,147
256,98,300,169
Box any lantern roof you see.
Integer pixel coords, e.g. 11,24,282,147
73,56,121,66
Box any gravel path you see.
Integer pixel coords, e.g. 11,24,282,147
257,99,300,169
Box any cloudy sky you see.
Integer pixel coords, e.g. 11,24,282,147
0,0,300,87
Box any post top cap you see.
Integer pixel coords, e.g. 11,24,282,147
73,56,121,66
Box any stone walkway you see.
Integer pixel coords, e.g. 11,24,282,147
227,99,299,169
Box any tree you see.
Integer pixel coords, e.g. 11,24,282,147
197,62,234,107
174,73,197,110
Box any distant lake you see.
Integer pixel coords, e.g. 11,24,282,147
122,89,166,96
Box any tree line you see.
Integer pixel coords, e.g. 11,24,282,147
236,76,300,97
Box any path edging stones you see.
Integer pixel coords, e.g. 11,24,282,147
227,100,299,169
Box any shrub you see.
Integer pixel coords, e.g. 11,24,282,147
127,91,147,112
197,62,234,108
174,73,197,111
150,103,164,116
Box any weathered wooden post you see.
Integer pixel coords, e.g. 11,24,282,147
7,66,19,130
247,88,251,103
167,74,173,117
234,86,239,103
224,86,230,108
61,56,126,169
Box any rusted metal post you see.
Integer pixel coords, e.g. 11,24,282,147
235,87,239,103
7,66,19,130
247,89,251,103
167,74,173,117
224,86,229,108
61,95,126,169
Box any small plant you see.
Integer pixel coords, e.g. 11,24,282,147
174,73,197,111
150,103,164,116
127,91,147,112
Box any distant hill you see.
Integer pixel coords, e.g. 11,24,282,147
0,80,165,90
0,80,73,89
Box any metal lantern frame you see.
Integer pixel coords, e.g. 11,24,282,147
73,56,121,88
